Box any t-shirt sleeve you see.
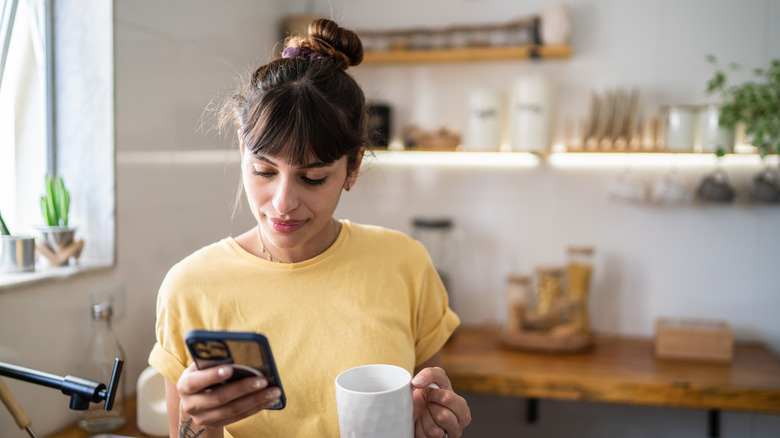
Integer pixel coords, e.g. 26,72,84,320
148,267,191,384
414,253,460,367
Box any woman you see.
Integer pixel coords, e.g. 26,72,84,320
149,18,471,438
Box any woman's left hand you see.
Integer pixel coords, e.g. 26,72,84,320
411,367,471,438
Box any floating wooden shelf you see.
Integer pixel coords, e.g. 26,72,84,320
362,44,572,64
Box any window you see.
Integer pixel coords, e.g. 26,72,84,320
1,0,115,288
0,0,47,235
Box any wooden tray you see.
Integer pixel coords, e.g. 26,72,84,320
499,329,592,353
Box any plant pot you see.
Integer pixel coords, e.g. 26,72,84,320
34,226,77,265
0,235,36,273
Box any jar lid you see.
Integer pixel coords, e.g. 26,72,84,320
535,265,564,275
412,217,453,229
507,274,530,283
567,245,594,255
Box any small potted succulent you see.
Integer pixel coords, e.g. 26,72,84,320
706,56,780,203
0,210,36,273
36,173,79,264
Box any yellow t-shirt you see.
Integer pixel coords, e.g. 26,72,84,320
148,220,459,437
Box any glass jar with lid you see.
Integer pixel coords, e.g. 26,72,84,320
411,217,459,303
505,274,530,332
528,265,565,330
566,245,594,334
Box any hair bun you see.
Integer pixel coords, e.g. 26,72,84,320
307,18,363,68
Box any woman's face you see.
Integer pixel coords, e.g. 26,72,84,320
240,146,360,262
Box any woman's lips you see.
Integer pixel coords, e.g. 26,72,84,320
269,218,306,233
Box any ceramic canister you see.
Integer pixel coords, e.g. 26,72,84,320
664,105,697,152
696,104,735,153
463,88,503,151
509,74,555,152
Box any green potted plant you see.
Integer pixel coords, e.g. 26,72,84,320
36,173,79,264
0,210,36,273
706,56,780,202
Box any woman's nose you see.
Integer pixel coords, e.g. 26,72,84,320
272,177,299,215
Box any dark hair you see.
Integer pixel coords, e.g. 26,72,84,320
223,18,369,171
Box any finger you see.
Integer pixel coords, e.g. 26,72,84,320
424,400,459,436
180,374,269,418
413,385,432,420
178,364,234,395
193,386,283,428
419,405,447,438
414,418,427,438
411,367,452,391
425,389,471,430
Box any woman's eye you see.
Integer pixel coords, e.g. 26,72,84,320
252,167,275,178
302,176,327,186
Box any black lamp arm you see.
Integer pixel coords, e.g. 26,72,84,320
0,359,123,411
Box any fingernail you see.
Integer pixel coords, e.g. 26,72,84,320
217,365,232,377
411,376,424,385
427,383,440,389
267,388,281,400
253,378,268,389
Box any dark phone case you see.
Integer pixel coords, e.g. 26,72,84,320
185,330,286,410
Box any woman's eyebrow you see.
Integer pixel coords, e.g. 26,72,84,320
255,154,332,170
255,155,278,166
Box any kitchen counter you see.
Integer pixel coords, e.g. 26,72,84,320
48,326,780,437
47,395,158,438
440,326,780,413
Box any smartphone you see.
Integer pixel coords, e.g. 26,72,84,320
185,330,286,410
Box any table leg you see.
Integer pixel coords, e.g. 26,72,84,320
526,398,539,424
709,409,720,438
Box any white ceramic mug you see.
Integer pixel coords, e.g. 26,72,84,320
608,171,647,203
652,172,693,205
335,364,413,438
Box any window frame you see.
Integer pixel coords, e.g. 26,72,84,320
0,0,115,290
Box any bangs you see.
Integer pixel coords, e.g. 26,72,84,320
242,79,358,166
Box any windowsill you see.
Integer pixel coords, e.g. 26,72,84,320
0,259,114,291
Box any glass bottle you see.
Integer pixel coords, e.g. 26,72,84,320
78,302,126,432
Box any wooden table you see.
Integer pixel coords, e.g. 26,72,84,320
440,326,780,436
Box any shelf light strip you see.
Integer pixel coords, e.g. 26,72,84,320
369,151,540,168
548,153,778,168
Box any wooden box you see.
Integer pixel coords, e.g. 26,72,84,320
654,317,733,362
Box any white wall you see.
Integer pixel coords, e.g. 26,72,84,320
0,1,778,437
325,0,780,348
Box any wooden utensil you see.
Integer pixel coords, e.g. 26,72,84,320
0,377,38,438
598,89,615,150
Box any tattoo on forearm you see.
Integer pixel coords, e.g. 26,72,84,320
179,417,205,438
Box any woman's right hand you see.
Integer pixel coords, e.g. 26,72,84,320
174,363,283,434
